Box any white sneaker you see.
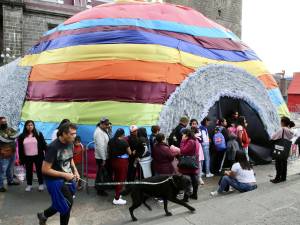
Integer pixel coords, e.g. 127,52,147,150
229,187,235,192
113,198,127,205
38,185,44,192
206,173,214,178
199,178,205,185
25,185,32,192
210,191,219,196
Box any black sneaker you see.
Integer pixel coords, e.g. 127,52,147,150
190,194,198,200
37,213,47,225
270,179,281,184
0,187,7,192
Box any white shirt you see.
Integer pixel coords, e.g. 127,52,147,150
51,129,58,141
231,162,256,183
93,127,109,160
200,128,209,144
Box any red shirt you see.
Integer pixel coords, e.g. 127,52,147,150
73,144,84,164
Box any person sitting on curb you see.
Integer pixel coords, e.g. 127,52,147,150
210,151,257,196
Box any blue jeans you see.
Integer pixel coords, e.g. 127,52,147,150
6,154,15,184
201,143,211,174
0,158,10,188
218,176,257,193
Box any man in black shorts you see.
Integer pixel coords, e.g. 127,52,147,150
37,122,79,225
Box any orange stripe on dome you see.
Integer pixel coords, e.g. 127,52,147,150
257,74,278,89
29,60,193,85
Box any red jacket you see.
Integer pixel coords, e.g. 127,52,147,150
152,142,175,175
179,138,199,175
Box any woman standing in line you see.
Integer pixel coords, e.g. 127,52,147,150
270,117,294,183
18,120,47,192
109,128,134,205
236,116,251,161
179,128,199,200
190,119,205,185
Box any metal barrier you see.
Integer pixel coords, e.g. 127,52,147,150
84,141,95,194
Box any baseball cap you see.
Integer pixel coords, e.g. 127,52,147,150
130,125,138,132
100,117,110,125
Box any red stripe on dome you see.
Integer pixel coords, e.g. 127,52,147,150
26,80,177,104
64,3,227,31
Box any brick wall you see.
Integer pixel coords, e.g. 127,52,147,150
22,13,66,53
2,4,23,62
1,0,242,60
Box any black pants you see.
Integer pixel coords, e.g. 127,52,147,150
95,159,112,191
184,174,198,198
127,157,137,181
275,159,287,181
213,151,225,173
44,184,73,225
24,155,43,185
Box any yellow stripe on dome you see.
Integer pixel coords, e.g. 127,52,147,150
20,44,269,76
277,103,290,118
21,100,162,126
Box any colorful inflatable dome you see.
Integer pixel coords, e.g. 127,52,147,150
0,0,288,145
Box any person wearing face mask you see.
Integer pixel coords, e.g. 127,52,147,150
0,117,19,192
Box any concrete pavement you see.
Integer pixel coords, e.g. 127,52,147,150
1,159,300,225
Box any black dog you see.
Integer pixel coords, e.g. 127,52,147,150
121,175,196,221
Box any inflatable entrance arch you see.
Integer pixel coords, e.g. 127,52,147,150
159,64,280,136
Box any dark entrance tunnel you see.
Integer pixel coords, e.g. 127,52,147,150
206,97,272,164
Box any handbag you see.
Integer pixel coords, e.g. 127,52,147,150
178,140,199,169
272,129,292,160
0,144,16,159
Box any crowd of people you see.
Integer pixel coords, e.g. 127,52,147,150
0,113,299,225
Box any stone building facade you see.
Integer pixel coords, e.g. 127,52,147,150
165,0,242,37
0,0,242,64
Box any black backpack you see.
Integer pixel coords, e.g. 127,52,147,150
168,128,177,146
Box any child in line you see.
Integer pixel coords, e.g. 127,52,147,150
73,136,85,190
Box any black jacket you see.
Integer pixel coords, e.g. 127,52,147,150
18,131,47,163
168,123,186,147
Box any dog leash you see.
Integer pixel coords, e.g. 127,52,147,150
66,177,173,186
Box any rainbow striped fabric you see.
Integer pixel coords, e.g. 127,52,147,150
19,1,288,142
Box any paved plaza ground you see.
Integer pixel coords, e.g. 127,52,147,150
1,159,300,225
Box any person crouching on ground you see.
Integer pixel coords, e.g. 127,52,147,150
37,123,79,225
108,128,134,205
210,151,257,196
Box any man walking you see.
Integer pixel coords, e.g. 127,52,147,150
0,117,19,192
37,122,79,225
